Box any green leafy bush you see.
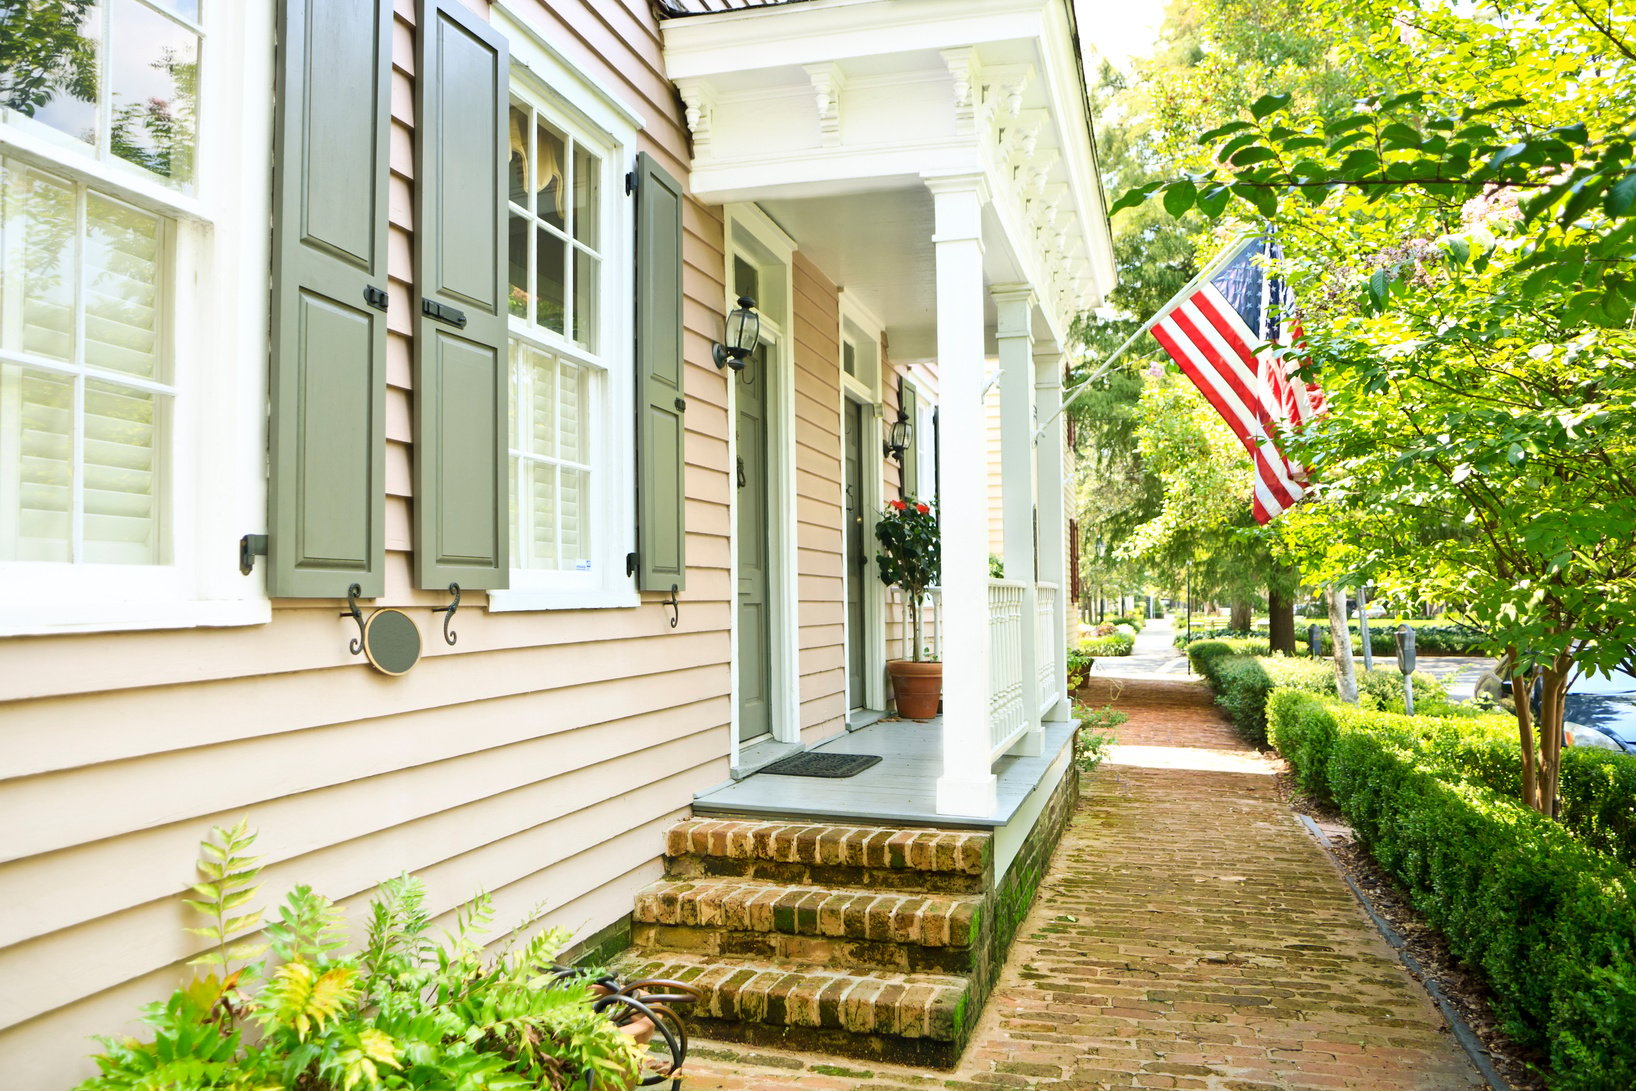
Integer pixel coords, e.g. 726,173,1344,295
1176,619,1487,655
1267,692,1636,1088
1107,613,1145,633
1065,646,1095,691
1079,633,1135,657
1188,644,1452,746
78,821,644,1091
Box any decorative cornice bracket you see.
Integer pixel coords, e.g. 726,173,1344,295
804,63,848,148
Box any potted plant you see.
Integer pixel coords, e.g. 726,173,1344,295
875,496,942,719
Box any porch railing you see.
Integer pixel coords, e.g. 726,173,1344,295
1036,581,1060,717
988,580,1028,759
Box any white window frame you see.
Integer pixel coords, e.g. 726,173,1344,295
0,0,273,637
488,4,642,613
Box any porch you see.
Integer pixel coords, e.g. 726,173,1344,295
694,710,1076,830
662,0,1113,822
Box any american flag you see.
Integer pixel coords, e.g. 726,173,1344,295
1150,237,1325,524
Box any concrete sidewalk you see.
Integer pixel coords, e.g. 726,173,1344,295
676,675,1483,1090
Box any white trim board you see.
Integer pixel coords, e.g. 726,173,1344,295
725,203,801,774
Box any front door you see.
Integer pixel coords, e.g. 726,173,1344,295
843,399,868,711
735,347,772,743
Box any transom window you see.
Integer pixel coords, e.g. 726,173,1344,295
0,0,202,188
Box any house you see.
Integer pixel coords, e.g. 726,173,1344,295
0,0,1115,1084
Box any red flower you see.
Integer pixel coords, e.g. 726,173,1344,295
889,499,907,511
916,503,929,514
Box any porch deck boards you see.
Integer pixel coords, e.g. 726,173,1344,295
694,717,1076,828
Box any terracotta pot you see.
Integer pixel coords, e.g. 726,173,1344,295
887,659,943,719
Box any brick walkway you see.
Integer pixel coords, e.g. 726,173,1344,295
675,676,1483,1090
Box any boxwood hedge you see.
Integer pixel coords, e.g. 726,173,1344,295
1267,690,1636,1088
1185,641,1453,747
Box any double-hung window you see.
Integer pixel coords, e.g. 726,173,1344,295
0,0,272,634
491,14,640,611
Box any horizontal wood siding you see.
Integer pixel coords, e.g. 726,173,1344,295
0,1,735,1085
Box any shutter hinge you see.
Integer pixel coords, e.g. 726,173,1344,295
625,171,637,196
239,533,268,575
363,285,389,311
626,552,638,577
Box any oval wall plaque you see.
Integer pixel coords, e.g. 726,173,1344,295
362,608,422,676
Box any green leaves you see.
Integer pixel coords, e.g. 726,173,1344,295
1250,92,1291,120
1162,180,1196,217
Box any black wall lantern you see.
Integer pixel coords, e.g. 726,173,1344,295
884,379,915,463
713,296,760,371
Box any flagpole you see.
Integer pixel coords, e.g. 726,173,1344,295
1033,231,1259,441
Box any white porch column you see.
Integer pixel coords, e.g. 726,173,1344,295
1035,347,1072,722
927,172,997,818
995,286,1042,756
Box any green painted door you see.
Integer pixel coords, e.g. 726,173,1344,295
843,398,867,710
735,346,772,743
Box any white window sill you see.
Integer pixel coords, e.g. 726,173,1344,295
0,597,272,639
487,587,641,613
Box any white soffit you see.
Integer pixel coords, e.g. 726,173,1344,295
662,0,1117,347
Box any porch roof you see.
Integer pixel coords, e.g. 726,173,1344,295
659,0,1117,356
693,716,1075,828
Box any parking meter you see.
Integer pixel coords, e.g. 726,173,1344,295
1395,625,1417,714
1394,625,1416,674
1307,624,1323,658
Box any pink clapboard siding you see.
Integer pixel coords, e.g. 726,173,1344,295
0,0,840,1085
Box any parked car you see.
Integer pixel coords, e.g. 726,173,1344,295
1474,660,1636,754
1563,668,1636,754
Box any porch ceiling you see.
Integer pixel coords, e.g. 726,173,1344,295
661,0,1118,351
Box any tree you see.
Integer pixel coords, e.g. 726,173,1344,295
1115,0,1636,815
0,0,98,118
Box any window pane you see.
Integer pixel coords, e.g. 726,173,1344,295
733,256,759,303
507,104,530,208
527,348,555,457
535,119,566,230
531,463,557,568
2,366,74,561
0,2,101,145
572,143,599,249
507,213,529,318
843,340,856,377
572,248,597,352
12,169,78,363
84,193,161,378
109,0,199,184
557,357,587,465
147,0,200,25
559,466,589,571
81,376,159,563
535,226,564,334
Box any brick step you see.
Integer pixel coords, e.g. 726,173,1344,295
631,877,982,974
663,818,991,894
609,949,972,1068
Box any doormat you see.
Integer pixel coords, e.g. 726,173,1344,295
760,752,883,778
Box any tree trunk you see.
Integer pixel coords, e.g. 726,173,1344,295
1230,599,1253,633
1510,652,1542,812
1326,585,1358,704
1268,588,1296,654
1536,654,1572,819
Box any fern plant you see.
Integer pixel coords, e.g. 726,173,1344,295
77,823,650,1091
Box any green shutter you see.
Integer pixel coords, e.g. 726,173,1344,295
900,383,919,501
633,152,686,592
267,0,391,598
412,0,510,590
